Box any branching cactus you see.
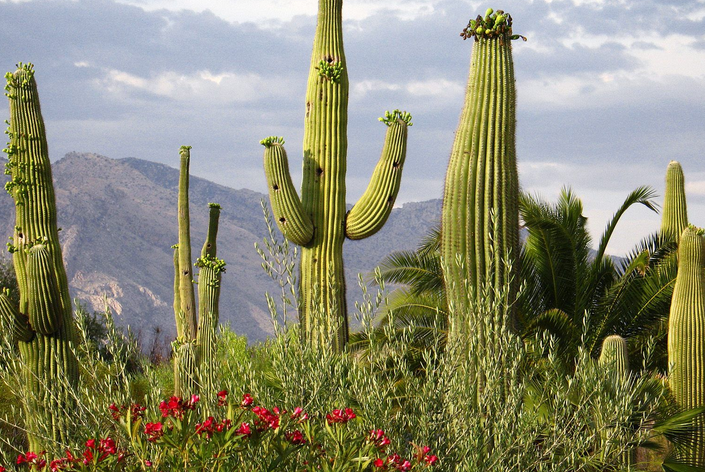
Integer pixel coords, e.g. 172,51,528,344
172,148,225,397
261,0,411,352
598,335,629,378
668,225,705,465
661,160,688,243
1,63,79,451
441,10,523,340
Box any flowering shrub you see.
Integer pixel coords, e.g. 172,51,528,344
3,391,437,471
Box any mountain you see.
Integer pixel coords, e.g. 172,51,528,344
0,152,442,342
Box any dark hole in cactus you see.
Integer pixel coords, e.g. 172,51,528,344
273,184,279,191
392,161,400,169
387,195,394,205
279,217,286,224
182,270,190,276
316,167,323,176
306,101,311,117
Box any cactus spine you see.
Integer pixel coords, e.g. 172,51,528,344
441,10,521,340
1,63,79,451
668,225,705,464
261,0,411,352
172,147,225,398
661,160,688,243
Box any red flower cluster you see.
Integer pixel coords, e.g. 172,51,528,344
252,406,280,430
326,407,356,424
108,402,146,422
82,438,121,465
241,393,254,407
144,422,164,442
235,422,252,436
373,446,438,470
285,430,306,445
195,416,233,439
291,406,308,422
217,390,228,407
369,429,392,449
158,394,199,419
16,451,46,469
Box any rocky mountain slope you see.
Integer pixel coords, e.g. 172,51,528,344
0,152,442,342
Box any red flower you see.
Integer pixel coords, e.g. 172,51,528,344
425,455,439,465
241,393,254,407
374,458,385,468
99,438,117,455
196,416,216,438
285,430,306,445
252,406,280,430
85,439,96,449
144,460,152,467
235,422,252,436
109,403,121,420
326,407,356,424
144,422,164,442
217,390,228,406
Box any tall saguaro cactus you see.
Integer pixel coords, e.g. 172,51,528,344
172,146,225,397
668,225,705,465
261,0,411,352
441,10,523,339
661,160,688,243
1,63,78,451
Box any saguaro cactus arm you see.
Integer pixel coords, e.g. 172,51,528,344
345,110,412,240
0,288,33,342
262,137,314,246
177,146,197,341
201,203,222,259
661,160,688,243
599,334,629,378
26,243,64,335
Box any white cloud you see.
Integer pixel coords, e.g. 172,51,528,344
94,68,291,104
114,0,441,24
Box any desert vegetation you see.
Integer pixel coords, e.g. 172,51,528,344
0,1,704,471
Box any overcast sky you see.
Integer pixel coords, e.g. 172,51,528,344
1,0,704,255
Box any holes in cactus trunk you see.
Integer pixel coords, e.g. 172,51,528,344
306,101,311,118
387,195,394,205
273,184,280,191
279,217,286,224
392,161,400,169
316,167,323,176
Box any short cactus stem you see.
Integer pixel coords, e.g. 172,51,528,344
441,10,521,342
262,0,410,352
661,160,688,243
668,225,705,464
4,63,78,451
599,335,629,379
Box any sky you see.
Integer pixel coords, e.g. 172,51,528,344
1,0,704,255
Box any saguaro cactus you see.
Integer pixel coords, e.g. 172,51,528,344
172,147,225,397
441,10,523,338
1,63,79,450
661,160,688,243
668,225,705,465
598,335,629,379
261,0,411,352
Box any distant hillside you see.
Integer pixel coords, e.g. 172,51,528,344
0,153,442,342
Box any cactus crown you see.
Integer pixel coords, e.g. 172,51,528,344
195,254,226,273
208,202,221,209
260,136,285,148
316,56,344,83
687,223,705,236
379,110,413,127
179,145,192,156
460,8,526,42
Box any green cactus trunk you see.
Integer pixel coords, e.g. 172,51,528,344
441,11,520,342
261,0,411,352
668,225,705,465
196,204,225,401
661,160,688,243
2,64,79,451
172,148,225,398
598,335,634,467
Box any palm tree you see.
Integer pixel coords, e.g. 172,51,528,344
358,186,675,369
